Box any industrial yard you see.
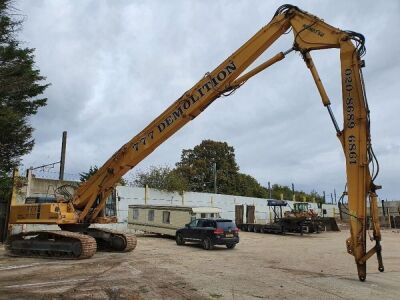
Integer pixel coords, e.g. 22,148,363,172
1,230,399,299
1,1,400,300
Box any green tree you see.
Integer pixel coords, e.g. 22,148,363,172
79,165,127,186
132,166,188,193
79,165,99,182
175,140,239,194
174,140,268,198
234,173,268,198
270,184,292,200
0,0,49,197
309,189,324,203
269,184,324,203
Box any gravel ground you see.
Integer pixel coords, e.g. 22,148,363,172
0,230,399,299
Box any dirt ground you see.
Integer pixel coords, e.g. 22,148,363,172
0,230,399,300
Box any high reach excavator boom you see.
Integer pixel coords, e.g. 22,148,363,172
8,5,382,281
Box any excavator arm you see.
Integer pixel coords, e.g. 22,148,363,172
11,4,382,280
72,11,293,219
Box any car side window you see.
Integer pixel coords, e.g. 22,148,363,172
202,220,212,228
189,219,198,227
196,220,204,227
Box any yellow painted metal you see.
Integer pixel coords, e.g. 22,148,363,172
303,52,331,106
9,203,78,224
73,13,292,222
339,40,370,281
9,5,382,280
230,52,285,88
93,216,118,224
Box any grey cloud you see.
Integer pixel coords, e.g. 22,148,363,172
18,0,400,199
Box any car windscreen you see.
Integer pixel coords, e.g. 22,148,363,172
216,221,236,230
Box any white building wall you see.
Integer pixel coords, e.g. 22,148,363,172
116,186,339,223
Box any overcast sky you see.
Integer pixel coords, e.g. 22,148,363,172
17,0,400,200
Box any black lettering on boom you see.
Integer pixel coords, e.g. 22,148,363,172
132,61,238,151
344,68,355,129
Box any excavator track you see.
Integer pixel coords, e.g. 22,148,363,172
86,228,137,252
5,230,97,259
122,232,137,252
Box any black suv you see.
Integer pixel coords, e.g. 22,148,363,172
176,218,239,250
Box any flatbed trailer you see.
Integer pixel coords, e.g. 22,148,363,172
238,223,285,234
236,200,338,235
238,217,315,235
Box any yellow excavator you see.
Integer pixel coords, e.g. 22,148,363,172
7,4,383,281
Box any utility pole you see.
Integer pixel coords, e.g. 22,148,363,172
291,183,295,201
59,131,67,180
213,162,217,194
268,181,272,199
323,191,326,203
334,188,337,203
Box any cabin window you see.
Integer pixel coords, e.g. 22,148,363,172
148,210,154,222
162,211,170,224
132,209,139,220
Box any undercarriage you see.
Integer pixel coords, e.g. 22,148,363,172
5,226,137,259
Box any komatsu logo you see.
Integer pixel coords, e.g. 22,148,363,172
302,24,325,37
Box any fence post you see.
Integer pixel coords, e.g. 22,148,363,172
144,185,148,205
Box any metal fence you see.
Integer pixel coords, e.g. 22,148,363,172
338,201,400,229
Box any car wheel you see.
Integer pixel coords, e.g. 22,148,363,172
176,234,185,245
202,238,213,250
226,243,236,249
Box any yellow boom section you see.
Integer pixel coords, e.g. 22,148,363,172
67,4,382,281
73,14,292,220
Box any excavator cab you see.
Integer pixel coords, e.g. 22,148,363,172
293,202,309,213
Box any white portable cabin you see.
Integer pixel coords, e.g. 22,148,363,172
127,205,222,236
